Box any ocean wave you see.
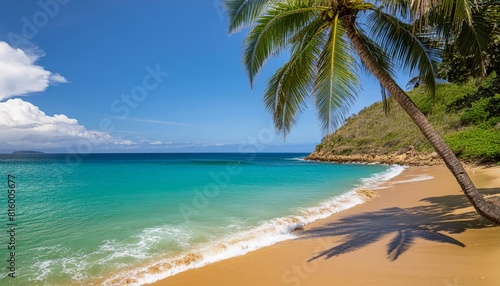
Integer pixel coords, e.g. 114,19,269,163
101,165,406,286
389,174,434,184
27,246,91,283
155,160,251,166
25,225,194,285
360,165,406,188
284,157,306,161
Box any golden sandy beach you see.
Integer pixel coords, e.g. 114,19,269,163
151,166,500,286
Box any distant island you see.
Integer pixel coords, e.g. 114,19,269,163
12,150,45,154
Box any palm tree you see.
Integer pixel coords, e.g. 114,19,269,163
224,0,500,224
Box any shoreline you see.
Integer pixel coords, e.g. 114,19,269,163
305,151,444,166
150,165,500,286
101,164,405,285
306,151,498,168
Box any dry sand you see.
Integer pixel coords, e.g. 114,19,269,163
151,166,500,286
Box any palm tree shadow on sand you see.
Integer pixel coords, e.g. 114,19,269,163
300,188,500,262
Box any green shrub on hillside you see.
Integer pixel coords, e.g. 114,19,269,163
445,127,500,162
460,97,492,125
446,73,500,111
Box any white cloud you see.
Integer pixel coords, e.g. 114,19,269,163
0,41,67,100
125,117,194,127
0,98,133,150
49,73,68,85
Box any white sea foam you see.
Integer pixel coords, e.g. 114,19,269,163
389,174,434,184
96,225,193,265
101,165,407,286
28,246,92,283
31,260,54,282
360,165,407,187
286,157,306,161
26,225,195,285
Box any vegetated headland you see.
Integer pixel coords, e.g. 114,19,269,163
307,73,500,167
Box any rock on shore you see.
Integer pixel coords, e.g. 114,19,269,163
305,150,444,166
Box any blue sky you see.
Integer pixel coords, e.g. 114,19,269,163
0,0,411,153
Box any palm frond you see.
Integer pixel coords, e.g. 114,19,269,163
381,84,392,114
423,0,489,77
454,6,491,76
314,14,359,133
224,0,276,34
263,18,325,137
376,0,412,20
441,0,474,27
243,2,325,87
367,9,440,95
355,25,396,78
407,0,475,26
354,25,394,113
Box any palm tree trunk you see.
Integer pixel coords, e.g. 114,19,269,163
342,15,500,224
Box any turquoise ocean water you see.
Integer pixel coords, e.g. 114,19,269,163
0,153,404,285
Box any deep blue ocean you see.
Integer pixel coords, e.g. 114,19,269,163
0,153,403,285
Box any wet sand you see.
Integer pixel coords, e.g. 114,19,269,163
151,166,500,286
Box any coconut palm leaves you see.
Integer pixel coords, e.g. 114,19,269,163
225,0,441,136
413,0,491,76
242,2,325,87
240,1,360,136
314,17,358,132
262,18,324,136
225,0,277,33
366,10,440,95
